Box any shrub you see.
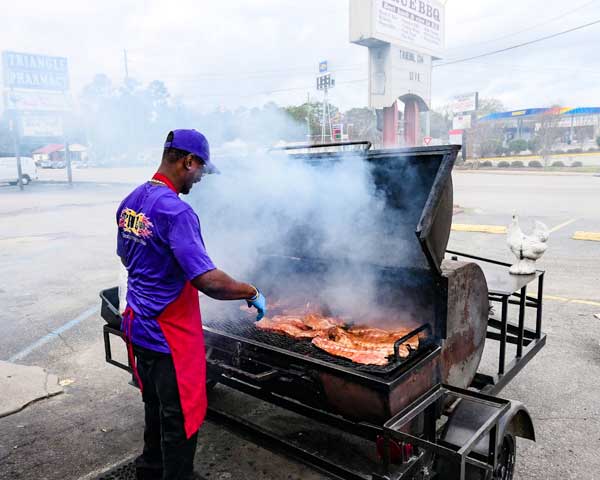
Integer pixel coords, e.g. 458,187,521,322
480,160,493,168
508,139,529,154
596,136,600,147
571,161,583,167
498,161,510,168
463,162,473,169
511,160,524,168
551,161,565,167
569,148,583,154
527,138,540,153
528,160,543,168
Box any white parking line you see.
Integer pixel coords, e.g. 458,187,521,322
549,218,578,233
8,305,99,362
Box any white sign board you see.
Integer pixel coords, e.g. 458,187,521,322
4,89,68,111
20,113,64,137
451,92,478,114
449,129,463,146
452,114,472,130
350,0,445,59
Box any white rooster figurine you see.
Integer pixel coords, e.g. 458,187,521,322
507,214,549,275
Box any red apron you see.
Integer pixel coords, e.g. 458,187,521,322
124,282,207,439
157,281,207,438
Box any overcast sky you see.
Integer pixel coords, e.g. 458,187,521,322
2,0,600,112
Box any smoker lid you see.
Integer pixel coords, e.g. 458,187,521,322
365,145,459,276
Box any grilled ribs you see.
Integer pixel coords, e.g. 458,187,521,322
256,313,419,365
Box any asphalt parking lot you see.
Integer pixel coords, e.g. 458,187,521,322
0,168,599,480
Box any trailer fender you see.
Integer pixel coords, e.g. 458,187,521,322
441,399,535,458
502,401,535,442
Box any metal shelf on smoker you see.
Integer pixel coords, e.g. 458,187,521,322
476,263,540,297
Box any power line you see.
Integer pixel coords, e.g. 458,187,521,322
459,60,600,76
126,55,364,78
435,18,600,68
445,0,599,52
187,78,368,100
147,66,365,81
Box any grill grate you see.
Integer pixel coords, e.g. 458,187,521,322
203,313,423,376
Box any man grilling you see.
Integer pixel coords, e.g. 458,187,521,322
116,129,266,480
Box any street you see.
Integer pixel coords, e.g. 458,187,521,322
1,168,599,479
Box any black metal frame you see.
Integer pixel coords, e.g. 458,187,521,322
103,325,132,373
382,384,510,480
446,250,546,395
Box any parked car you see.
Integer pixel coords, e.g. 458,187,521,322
0,157,38,185
39,158,53,168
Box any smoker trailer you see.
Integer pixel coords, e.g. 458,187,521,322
101,144,546,480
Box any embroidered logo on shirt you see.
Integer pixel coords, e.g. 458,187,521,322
119,208,154,240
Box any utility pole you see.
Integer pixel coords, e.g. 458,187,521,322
123,49,129,82
63,90,73,186
10,117,24,191
321,88,329,142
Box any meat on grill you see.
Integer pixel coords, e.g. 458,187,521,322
312,336,390,366
254,316,323,338
255,313,420,365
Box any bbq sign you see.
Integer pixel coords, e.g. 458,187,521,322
2,51,69,91
374,0,444,57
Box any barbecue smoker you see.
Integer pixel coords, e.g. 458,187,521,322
101,144,546,480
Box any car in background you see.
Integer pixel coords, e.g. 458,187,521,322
0,157,38,185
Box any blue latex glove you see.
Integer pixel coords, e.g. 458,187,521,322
247,289,267,321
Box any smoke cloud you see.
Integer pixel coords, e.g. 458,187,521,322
187,113,433,328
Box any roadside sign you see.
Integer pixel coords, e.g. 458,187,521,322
20,112,64,137
452,114,472,130
2,50,70,138
449,129,463,146
332,124,343,141
423,136,432,145
319,60,328,73
4,89,68,111
2,51,69,91
2,50,73,186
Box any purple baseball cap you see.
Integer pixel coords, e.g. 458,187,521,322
165,129,219,174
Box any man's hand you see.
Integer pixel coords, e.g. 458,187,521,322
246,289,267,321
191,269,266,319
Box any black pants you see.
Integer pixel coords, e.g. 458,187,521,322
133,345,198,480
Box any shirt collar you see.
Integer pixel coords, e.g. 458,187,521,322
151,173,178,193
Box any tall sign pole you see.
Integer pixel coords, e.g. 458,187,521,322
349,0,445,147
316,60,335,143
63,90,72,186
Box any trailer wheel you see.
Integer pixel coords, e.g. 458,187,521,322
468,434,516,480
436,434,516,480
492,434,516,480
